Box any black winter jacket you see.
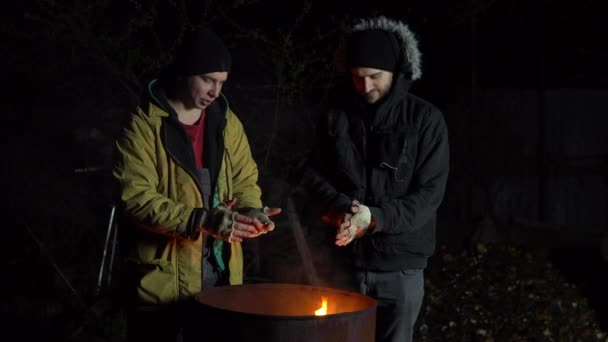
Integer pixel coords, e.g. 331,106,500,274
304,76,450,271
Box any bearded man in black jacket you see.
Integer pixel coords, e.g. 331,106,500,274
303,16,450,342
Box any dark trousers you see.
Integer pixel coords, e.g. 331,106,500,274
124,254,218,342
126,303,185,342
355,269,425,342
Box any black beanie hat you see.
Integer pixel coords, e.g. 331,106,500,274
347,29,400,72
172,28,232,76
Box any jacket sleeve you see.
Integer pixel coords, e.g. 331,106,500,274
373,108,450,234
224,110,263,209
300,113,352,218
112,110,199,238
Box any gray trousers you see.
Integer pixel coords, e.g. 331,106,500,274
355,269,425,342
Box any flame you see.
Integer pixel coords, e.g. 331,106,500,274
314,296,328,316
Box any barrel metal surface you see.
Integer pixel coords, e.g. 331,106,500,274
185,283,377,342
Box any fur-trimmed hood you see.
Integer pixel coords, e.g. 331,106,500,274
337,16,422,80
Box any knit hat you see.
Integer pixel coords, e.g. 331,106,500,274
172,28,232,76
347,29,400,72
336,16,422,80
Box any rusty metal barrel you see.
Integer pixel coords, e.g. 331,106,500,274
184,283,376,342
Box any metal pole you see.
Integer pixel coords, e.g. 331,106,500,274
106,219,119,289
96,204,116,297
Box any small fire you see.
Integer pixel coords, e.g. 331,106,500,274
314,296,328,316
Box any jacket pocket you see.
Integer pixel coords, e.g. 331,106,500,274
375,132,412,183
380,155,409,182
370,228,433,257
135,259,177,304
400,268,423,276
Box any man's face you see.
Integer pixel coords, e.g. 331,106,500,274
186,71,228,109
350,67,393,104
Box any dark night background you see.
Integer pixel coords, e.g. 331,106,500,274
4,0,608,341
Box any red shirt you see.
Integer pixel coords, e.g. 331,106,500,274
181,110,206,168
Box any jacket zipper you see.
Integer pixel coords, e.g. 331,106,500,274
224,147,231,200
164,148,207,294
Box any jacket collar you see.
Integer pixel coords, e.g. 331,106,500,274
146,79,229,119
146,79,228,201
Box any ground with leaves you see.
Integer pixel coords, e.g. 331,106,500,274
415,243,607,342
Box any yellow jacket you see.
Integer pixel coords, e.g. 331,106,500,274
113,84,262,305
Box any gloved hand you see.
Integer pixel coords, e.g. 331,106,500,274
238,206,282,235
203,205,241,243
204,199,281,243
335,200,372,246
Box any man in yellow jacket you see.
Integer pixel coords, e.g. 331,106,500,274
113,27,281,342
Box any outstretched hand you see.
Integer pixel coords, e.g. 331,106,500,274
335,200,371,246
244,206,282,238
216,199,282,243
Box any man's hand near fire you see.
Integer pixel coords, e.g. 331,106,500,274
237,206,282,233
204,198,282,243
335,200,373,246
